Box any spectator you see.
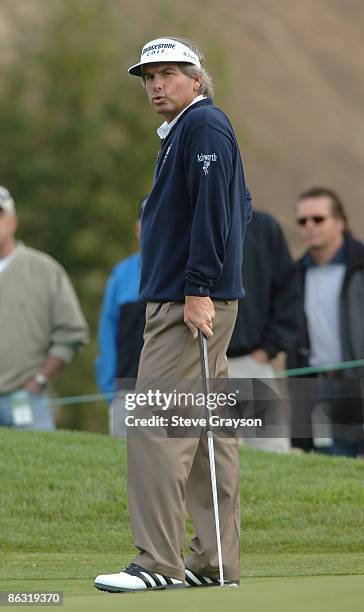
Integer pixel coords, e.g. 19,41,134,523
288,187,364,457
0,186,89,430
228,209,298,453
96,198,147,400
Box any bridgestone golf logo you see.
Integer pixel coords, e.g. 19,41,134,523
142,43,176,57
197,153,218,175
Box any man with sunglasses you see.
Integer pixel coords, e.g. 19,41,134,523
288,186,364,457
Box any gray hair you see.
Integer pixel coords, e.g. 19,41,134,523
166,37,213,99
141,36,214,99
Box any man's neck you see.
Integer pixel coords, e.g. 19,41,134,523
157,96,205,141
163,95,204,124
0,240,16,260
309,235,344,266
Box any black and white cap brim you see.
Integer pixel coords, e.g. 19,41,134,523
128,37,201,76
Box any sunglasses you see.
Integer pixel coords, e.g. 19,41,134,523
296,215,328,226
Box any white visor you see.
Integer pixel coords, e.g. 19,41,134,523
128,38,201,76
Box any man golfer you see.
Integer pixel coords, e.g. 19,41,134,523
95,36,251,592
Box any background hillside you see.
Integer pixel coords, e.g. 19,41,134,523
123,0,364,251
1,0,363,249
0,0,363,428
113,0,363,251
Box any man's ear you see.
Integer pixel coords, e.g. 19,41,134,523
193,76,202,93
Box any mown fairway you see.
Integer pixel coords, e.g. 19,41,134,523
1,429,363,611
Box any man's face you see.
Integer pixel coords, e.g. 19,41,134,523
143,63,201,123
0,208,17,251
296,196,344,251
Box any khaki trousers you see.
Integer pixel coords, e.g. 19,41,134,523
127,300,240,581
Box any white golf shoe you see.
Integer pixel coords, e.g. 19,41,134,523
185,568,239,587
94,562,185,592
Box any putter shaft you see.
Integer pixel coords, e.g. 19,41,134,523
198,330,225,587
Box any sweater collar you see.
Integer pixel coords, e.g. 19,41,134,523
157,95,207,140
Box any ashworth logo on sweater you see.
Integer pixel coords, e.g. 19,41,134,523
197,153,218,175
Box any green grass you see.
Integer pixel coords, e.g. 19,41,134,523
2,576,364,612
0,429,363,611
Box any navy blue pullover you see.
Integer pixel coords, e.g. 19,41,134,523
140,98,252,302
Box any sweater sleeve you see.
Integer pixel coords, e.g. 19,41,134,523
49,264,89,361
183,123,234,296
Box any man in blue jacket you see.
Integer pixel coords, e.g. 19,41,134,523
96,199,146,401
95,37,251,592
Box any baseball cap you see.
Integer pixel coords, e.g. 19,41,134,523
128,37,201,77
0,186,16,216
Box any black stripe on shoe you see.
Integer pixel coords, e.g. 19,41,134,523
124,564,153,588
185,574,199,586
125,564,180,589
185,569,221,587
144,571,162,587
125,563,164,587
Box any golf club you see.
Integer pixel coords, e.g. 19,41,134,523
198,329,225,588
